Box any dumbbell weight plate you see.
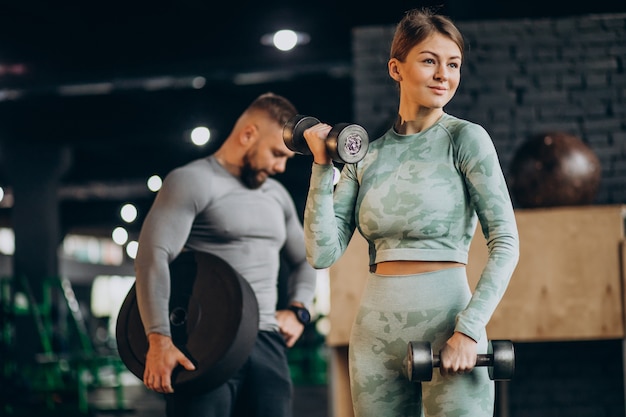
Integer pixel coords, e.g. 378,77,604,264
405,341,434,382
326,123,369,164
488,339,515,380
282,114,320,155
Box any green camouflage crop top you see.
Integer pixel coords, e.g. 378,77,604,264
303,113,519,341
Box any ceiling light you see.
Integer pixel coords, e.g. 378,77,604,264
191,76,206,89
191,126,210,146
261,29,310,52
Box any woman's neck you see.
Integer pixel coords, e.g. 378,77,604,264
394,109,444,135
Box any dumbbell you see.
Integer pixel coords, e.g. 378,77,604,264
405,339,515,382
283,114,369,164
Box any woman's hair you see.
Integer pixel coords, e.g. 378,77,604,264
246,92,297,127
390,7,465,62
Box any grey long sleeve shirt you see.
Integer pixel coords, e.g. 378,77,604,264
135,156,317,336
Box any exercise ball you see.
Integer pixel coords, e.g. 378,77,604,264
509,132,601,208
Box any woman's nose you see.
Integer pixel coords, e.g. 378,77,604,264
435,65,448,80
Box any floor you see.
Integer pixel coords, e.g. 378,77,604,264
2,369,330,417
90,376,330,417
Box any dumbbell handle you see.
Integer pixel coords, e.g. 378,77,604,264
432,354,493,368
407,340,514,382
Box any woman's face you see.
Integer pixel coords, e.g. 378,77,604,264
389,32,462,110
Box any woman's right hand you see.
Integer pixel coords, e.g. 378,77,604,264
439,331,477,377
303,122,333,165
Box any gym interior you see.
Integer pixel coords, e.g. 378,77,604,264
1,1,626,416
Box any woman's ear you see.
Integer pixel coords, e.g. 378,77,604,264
388,59,402,82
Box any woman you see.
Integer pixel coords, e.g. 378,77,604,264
302,8,519,417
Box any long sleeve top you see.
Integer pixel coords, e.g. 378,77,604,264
303,113,519,341
135,156,317,336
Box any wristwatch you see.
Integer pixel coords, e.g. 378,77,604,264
288,305,311,325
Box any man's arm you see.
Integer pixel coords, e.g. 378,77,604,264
134,166,209,392
135,166,208,335
274,185,317,346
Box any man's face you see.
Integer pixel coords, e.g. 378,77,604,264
241,121,294,189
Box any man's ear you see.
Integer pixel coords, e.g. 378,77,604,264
239,123,259,146
388,59,402,82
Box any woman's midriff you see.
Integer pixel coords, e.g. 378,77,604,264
370,260,465,275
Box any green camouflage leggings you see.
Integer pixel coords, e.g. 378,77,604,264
349,268,494,417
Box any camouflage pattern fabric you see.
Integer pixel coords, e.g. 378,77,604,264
349,269,493,416
303,113,519,416
304,113,519,342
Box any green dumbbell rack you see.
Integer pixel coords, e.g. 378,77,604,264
1,274,130,416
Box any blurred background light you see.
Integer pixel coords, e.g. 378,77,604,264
191,126,211,146
261,29,310,52
120,203,138,223
147,175,162,192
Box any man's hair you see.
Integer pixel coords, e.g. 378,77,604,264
245,92,298,127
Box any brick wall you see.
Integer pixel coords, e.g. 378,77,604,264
353,13,626,205
353,13,626,417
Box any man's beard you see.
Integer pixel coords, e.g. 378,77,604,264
240,159,265,189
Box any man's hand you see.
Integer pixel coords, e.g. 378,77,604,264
439,331,477,377
143,333,196,393
276,309,305,347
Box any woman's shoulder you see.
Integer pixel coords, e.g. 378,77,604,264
438,114,499,165
439,113,489,139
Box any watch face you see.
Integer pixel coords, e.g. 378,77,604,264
297,308,311,324
291,306,311,324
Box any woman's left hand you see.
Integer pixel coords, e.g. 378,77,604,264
439,331,477,377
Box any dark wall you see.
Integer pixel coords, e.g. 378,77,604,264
353,13,626,417
353,13,626,206
505,340,624,416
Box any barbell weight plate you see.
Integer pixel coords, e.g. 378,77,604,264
282,114,320,155
488,339,515,381
326,123,369,164
115,251,259,394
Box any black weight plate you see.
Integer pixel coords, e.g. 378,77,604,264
406,341,434,382
116,251,259,394
327,123,369,164
488,340,515,381
282,114,320,155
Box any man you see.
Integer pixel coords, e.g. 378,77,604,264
134,92,317,417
